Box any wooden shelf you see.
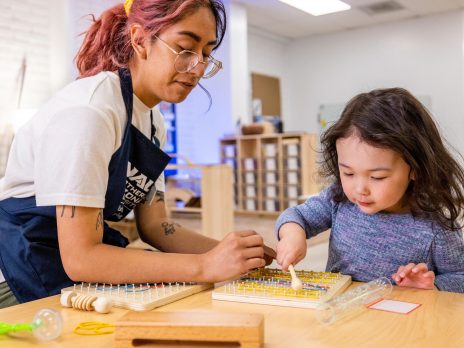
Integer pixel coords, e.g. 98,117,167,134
220,132,319,214
169,207,202,214
235,209,280,217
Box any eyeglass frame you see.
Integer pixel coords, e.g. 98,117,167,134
154,35,222,79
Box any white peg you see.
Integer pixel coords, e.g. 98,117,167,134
288,264,303,291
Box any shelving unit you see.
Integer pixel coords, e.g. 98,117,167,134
220,133,318,215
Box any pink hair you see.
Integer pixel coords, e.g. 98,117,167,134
75,0,226,78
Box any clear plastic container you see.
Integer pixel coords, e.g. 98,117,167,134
31,309,63,341
315,277,392,325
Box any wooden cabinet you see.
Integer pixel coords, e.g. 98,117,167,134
220,133,318,215
165,164,234,240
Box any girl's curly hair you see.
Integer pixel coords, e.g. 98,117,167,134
320,87,464,231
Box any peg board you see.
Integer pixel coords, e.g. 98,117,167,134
62,282,212,312
212,268,351,308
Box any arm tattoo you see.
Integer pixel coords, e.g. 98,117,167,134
155,191,165,203
96,210,104,231
161,221,181,236
60,206,76,218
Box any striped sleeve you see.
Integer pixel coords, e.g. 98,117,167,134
433,228,464,293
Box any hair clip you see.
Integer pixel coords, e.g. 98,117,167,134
124,0,134,15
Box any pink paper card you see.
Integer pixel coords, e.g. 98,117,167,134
367,299,421,314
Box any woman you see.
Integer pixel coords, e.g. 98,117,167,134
0,0,273,308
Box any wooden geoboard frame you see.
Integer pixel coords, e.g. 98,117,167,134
212,268,351,309
62,282,212,312
115,311,264,348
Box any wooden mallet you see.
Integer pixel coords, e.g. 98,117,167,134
288,264,303,290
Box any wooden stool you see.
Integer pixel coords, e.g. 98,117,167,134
115,311,264,348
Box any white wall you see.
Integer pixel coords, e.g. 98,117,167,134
49,0,72,94
230,2,250,125
68,0,121,80
176,0,234,165
0,0,52,116
175,43,234,165
248,27,288,81
283,11,464,156
248,27,288,120
0,0,120,124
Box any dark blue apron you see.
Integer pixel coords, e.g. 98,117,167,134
0,69,171,303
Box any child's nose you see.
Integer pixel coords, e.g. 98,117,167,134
355,179,369,196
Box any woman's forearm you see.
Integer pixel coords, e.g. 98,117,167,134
68,243,212,284
139,218,220,254
135,194,220,254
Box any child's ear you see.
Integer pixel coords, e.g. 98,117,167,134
130,24,148,60
409,170,416,180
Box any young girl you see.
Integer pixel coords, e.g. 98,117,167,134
0,0,273,308
276,88,464,293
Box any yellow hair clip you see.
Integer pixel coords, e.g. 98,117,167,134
124,0,134,15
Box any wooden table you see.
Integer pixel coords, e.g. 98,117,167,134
0,284,463,348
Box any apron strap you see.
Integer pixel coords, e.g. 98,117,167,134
150,110,161,148
119,68,161,148
118,68,134,137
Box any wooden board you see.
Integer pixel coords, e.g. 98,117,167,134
62,282,212,312
212,268,351,309
251,72,281,117
115,311,264,348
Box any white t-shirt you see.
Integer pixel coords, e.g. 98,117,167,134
0,71,168,283
0,71,166,207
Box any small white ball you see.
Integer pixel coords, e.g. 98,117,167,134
92,297,112,314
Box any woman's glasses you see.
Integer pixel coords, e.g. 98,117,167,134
154,35,222,79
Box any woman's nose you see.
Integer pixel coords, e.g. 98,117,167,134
189,62,207,78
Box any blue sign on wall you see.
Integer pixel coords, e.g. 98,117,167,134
159,101,177,177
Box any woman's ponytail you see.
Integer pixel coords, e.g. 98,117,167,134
75,4,132,78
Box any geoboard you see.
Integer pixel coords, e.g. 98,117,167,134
62,282,212,311
212,268,351,309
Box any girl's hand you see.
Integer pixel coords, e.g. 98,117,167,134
392,263,436,290
276,223,307,271
201,230,269,282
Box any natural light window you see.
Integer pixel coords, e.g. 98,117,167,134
278,0,351,16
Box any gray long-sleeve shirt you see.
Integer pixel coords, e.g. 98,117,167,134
276,186,464,293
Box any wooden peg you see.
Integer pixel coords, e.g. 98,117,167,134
60,291,112,314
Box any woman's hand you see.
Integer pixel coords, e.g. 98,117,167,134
392,263,436,290
200,230,271,283
276,223,307,271
263,244,277,266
